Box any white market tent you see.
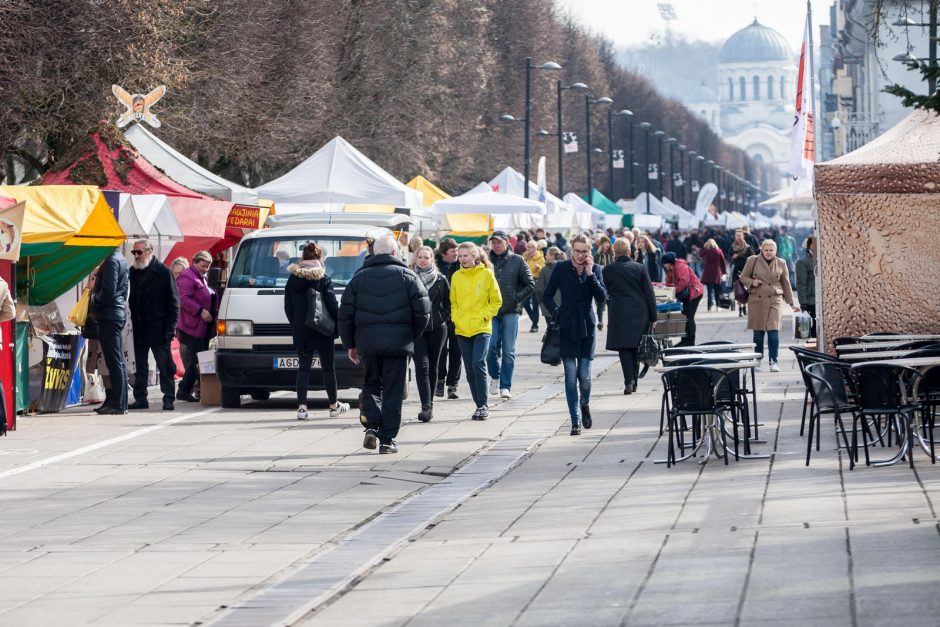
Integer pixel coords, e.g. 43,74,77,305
725,211,749,228
562,192,605,229
662,198,700,230
488,167,563,212
124,123,259,204
635,193,680,223
618,198,665,231
749,212,771,229
254,136,424,215
117,193,183,261
433,185,546,230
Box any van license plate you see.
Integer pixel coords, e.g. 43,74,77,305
273,357,319,369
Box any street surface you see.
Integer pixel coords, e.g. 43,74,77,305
2,309,940,626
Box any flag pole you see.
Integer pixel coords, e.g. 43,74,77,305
805,0,826,349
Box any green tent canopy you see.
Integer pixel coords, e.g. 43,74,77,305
589,189,621,216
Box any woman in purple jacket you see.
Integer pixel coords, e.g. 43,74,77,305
176,251,217,402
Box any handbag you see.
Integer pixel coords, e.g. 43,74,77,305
305,287,336,336
675,286,690,302
540,321,561,366
637,333,660,368
733,278,749,303
68,288,91,326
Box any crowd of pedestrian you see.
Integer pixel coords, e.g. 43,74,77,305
78,220,811,455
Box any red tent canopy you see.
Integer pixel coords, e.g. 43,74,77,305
42,121,206,199
163,197,235,263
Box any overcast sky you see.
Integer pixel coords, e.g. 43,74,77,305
557,0,828,53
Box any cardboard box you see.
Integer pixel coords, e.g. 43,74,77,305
197,350,216,375
200,373,220,406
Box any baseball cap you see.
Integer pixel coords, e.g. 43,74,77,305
490,230,509,241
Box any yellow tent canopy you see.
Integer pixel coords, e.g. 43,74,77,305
406,176,451,208
444,213,492,237
0,185,125,304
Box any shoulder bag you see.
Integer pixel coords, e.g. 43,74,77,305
540,320,561,366
305,286,336,336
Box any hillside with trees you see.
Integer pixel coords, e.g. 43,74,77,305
0,0,778,198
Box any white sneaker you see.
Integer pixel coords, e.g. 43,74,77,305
769,361,780,373
297,407,309,421
489,379,500,396
755,360,763,372
500,388,512,399
330,401,350,417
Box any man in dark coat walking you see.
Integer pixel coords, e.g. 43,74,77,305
338,234,430,454
128,239,180,410
90,247,130,414
486,230,535,400
603,239,658,394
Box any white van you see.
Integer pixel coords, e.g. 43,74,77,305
215,213,413,408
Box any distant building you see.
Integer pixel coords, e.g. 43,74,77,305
688,19,797,188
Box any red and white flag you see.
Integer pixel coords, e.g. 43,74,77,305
788,10,815,196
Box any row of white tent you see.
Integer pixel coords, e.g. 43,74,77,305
126,125,795,234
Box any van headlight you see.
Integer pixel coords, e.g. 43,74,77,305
218,320,253,336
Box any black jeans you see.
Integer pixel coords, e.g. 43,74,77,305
705,283,721,308
99,319,128,410
414,326,447,407
677,296,702,346
618,348,638,386
523,293,540,328
132,339,176,404
437,321,462,388
296,342,337,406
361,355,407,445
177,330,208,395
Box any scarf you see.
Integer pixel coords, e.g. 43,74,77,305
300,259,322,269
415,264,438,289
732,240,749,255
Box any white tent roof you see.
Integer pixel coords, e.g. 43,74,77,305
117,193,183,261
124,123,259,204
632,213,664,231
488,167,561,212
254,136,423,214
433,187,546,216
725,212,749,228
662,198,699,229
635,193,678,219
563,192,605,217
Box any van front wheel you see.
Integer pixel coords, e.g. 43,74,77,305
221,385,242,408
250,390,270,401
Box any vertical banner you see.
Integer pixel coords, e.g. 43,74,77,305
0,260,13,430
536,156,547,203
37,334,82,413
562,132,579,153
612,150,625,169
647,164,659,180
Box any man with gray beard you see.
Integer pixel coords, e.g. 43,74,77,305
128,239,179,410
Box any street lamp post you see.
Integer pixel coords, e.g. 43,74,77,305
620,110,635,198
606,109,633,199
653,130,665,199
666,138,677,202
677,144,687,208
638,122,652,211
706,159,716,210
584,95,613,199
523,58,562,198
551,81,589,197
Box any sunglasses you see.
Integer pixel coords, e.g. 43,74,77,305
130,250,147,256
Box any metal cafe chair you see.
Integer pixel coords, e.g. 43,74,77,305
849,364,925,469
803,362,858,468
791,347,845,437
658,366,740,467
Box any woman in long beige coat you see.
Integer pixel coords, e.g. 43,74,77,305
738,239,799,372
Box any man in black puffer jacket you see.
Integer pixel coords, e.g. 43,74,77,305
487,230,535,400
339,234,430,454
90,247,130,415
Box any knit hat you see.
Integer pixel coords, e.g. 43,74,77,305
661,252,677,265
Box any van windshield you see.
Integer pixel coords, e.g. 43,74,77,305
228,236,371,288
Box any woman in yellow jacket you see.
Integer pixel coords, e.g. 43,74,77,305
451,242,503,419
522,241,545,333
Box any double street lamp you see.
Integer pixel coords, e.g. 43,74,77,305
536,81,589,197
653,130,665,199
607,109,633,199
522,58,562,197
666,137,677,202
638,122,652,211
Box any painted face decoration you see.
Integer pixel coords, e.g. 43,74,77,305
113,84,166,128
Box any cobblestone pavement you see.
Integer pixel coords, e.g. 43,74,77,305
2,308,939,626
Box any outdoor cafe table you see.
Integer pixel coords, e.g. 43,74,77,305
839,349,919,362
653,361,767,464
836,340,923,353
662,343,755,354
859,334,940,341
850,355,940,466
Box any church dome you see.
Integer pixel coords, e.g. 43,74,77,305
719,19,793,64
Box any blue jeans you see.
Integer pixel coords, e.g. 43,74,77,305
458,334,491,408
754,330,780,362
487,313,519,390
562,357,592,424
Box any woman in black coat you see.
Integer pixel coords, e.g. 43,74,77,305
543,234,607,436
602,238,658,394
411,246,450,422
284,242,348,421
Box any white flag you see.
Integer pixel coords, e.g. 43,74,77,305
788,10,815,196
612,150,624,169
562,132,578,153
647,164,659,180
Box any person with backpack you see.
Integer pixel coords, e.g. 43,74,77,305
284,242,349,421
